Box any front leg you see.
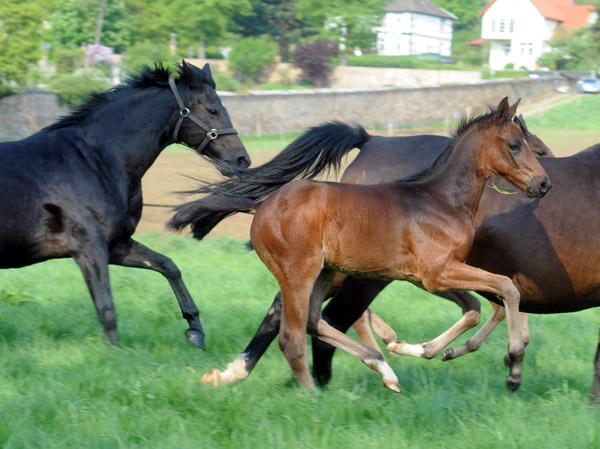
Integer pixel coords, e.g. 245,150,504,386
110,238,205,349
419,261,524,392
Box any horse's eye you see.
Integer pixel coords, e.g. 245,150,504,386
508,142,521,153
536,151,546,156
207,107,218,116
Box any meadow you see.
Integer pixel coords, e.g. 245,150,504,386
1,95,600,449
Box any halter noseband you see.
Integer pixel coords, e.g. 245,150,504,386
168,77,238,153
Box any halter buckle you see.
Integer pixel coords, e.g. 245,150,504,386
207,129,219,140
180,107,190,118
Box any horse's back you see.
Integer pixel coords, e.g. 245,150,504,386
344,134,449,185
470,148,600,312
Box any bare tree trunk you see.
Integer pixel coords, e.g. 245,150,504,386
94,0,107,45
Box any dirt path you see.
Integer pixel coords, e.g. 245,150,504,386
138,92,597,238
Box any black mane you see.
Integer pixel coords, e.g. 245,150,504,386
45,62,215,131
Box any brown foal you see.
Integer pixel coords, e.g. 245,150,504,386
224,97,550,392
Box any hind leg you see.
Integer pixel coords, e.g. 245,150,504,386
307,270,400,392
110,238,205,348
67,227,118,346
203,292,282,386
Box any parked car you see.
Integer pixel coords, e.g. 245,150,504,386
576,77,600,93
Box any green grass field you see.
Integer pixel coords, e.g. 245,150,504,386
1,95,600,448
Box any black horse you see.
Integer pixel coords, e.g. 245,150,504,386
0,61,250,349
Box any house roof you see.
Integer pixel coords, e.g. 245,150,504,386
385,0,458,20
479,0,595,27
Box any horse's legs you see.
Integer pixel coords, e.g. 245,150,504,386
68,233,118,346
400,261,524,392
592,326,600,403
202,292,282,386
442,304,530,361
387,291,481,359
353,310,388,351
305,270,400,392
109,238,205,348
313,277,391,386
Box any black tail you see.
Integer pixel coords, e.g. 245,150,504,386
169,121,369,239
169,196,258,240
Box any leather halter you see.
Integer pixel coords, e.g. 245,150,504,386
168,77,238,153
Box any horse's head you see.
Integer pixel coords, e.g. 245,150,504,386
515,114,555,158
170,61,251,171
483,97,551,198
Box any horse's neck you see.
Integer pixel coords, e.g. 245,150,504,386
422,130,489,216
81,88,176,181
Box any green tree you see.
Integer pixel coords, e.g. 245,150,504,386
229,36,278,83
538,26,598,71
125,0,252,58
48,0,131,51
297,0,386,63
0,0,47,87
235,0,313,61
430,0,487,58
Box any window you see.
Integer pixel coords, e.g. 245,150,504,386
504,43,511,55
491,18,496,32
509,19,515,33
499,19,505,33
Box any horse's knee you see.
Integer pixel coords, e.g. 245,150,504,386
464,309,480,327
279,329,307,365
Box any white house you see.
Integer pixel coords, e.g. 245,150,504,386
479,0,597,70
377,0,458,56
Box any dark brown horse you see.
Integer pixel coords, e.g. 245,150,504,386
172,98,551,391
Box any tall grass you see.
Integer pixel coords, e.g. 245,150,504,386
1,235,599,448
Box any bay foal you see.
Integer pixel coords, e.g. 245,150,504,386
175,97,550,391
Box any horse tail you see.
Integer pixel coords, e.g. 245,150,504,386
194,121,369,200
169,196,258,240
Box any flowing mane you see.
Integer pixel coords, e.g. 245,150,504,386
397,106,503,184
45,62,216,131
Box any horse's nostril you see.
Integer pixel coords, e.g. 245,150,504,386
540,180,551,194
238,156,250,167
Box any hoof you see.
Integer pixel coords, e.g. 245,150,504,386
202,369,223,386
442,348,454,361
186,329,206,350
506,376,521,393
386,340,406,354
383,379,402,393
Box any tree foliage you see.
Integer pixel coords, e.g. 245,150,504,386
292,39,338,86
0,0,47,87
538,26,599,71
228,37,278,83
48,0,132,51
234,0,313,61
297,0,386,58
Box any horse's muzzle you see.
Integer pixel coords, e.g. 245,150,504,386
526,176,552,198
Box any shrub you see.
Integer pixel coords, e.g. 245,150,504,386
292,40,338,87
52,48,85,75
504,62,515,69
212,71,243,92
228,37,278,83
48,71,111,108
122,41,175,75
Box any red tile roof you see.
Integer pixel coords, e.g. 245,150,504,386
479,0,595,28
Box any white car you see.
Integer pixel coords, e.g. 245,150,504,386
576,77,600,94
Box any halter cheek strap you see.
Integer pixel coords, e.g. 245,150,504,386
168,77,238,153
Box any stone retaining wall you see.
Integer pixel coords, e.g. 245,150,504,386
0,77,555,141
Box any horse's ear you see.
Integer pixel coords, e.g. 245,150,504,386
202,63,212,79
514,114,528,134
507,98,521,118
178,59,193,83
495,97,511,124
